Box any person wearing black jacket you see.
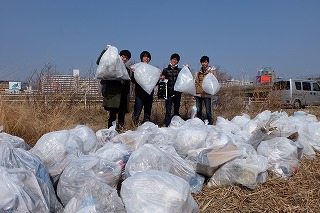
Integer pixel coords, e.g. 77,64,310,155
131,51,154,125
96,46,132,129
161,53,182,127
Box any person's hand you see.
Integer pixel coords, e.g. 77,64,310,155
105,45,110,50
131,68,135,72
183,63,189,67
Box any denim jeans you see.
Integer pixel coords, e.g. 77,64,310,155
164,93,182,127
133,94,153,124
195,96,212,125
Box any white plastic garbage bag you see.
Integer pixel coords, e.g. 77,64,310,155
0,142,55,193
95,142,132,180
0,132,30,150
174,124,207,157
207,155,268,189
57,155,122,206
95,142,132,164
297,123,319,158
121,170,199,213
196,145,247,177
96,123,119,149
62,181,125,213
230,113,251,128
69,124,97,154
215,116,247,144
132,62,161,94
205,125,233,148
125,144,171,177
257,137,302,178
0,167,63,213
111,130,151,150
174,66,196,95
125,144,204,193
30,130,84,176
202,73,220,95
95,45,130,80
267,111,297,138
169,115,186,128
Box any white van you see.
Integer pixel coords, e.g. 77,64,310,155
272,79,320,108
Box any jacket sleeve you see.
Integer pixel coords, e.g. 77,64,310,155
96,49,107,65
162,68,167,77
100,80,107,97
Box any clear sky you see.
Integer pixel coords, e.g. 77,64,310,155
1,0,319,82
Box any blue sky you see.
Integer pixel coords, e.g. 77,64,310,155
1,0,319,82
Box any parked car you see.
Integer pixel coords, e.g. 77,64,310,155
272,79,320,108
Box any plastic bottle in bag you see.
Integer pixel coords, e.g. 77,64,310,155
190,105,197,118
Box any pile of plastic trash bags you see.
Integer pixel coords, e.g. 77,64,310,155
0,109,319,212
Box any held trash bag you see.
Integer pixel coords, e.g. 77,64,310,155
202,73,220,95
132,62,161,94
96,45,130,80
174,66,196,96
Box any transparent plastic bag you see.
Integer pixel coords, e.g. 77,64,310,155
257,137,301,178
69,125,97,154
121,170,199,213
0,132,30,150
0,167,63,213
132,62,160,94
207,155,268,189
57,155,122,206
202,73,220,95
95,45,130,80
30,130,84,176
196,145,246,177
174,66,196,95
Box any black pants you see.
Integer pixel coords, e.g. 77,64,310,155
106,95,127,128
133,94,153,125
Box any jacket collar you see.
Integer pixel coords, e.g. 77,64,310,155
168,63,179,70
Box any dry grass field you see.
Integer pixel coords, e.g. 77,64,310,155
1,88,320,212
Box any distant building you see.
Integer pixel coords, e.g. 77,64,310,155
256,67,276,85
220,78,252,87
0,81,9,93
40,69,100,95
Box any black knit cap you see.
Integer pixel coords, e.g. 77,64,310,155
170,53,180,62
140,51,151,62
119,50,131,60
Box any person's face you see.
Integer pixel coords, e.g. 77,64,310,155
201,60,209,68
142,56,150,64
120,55,129,63
170,58,178,66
